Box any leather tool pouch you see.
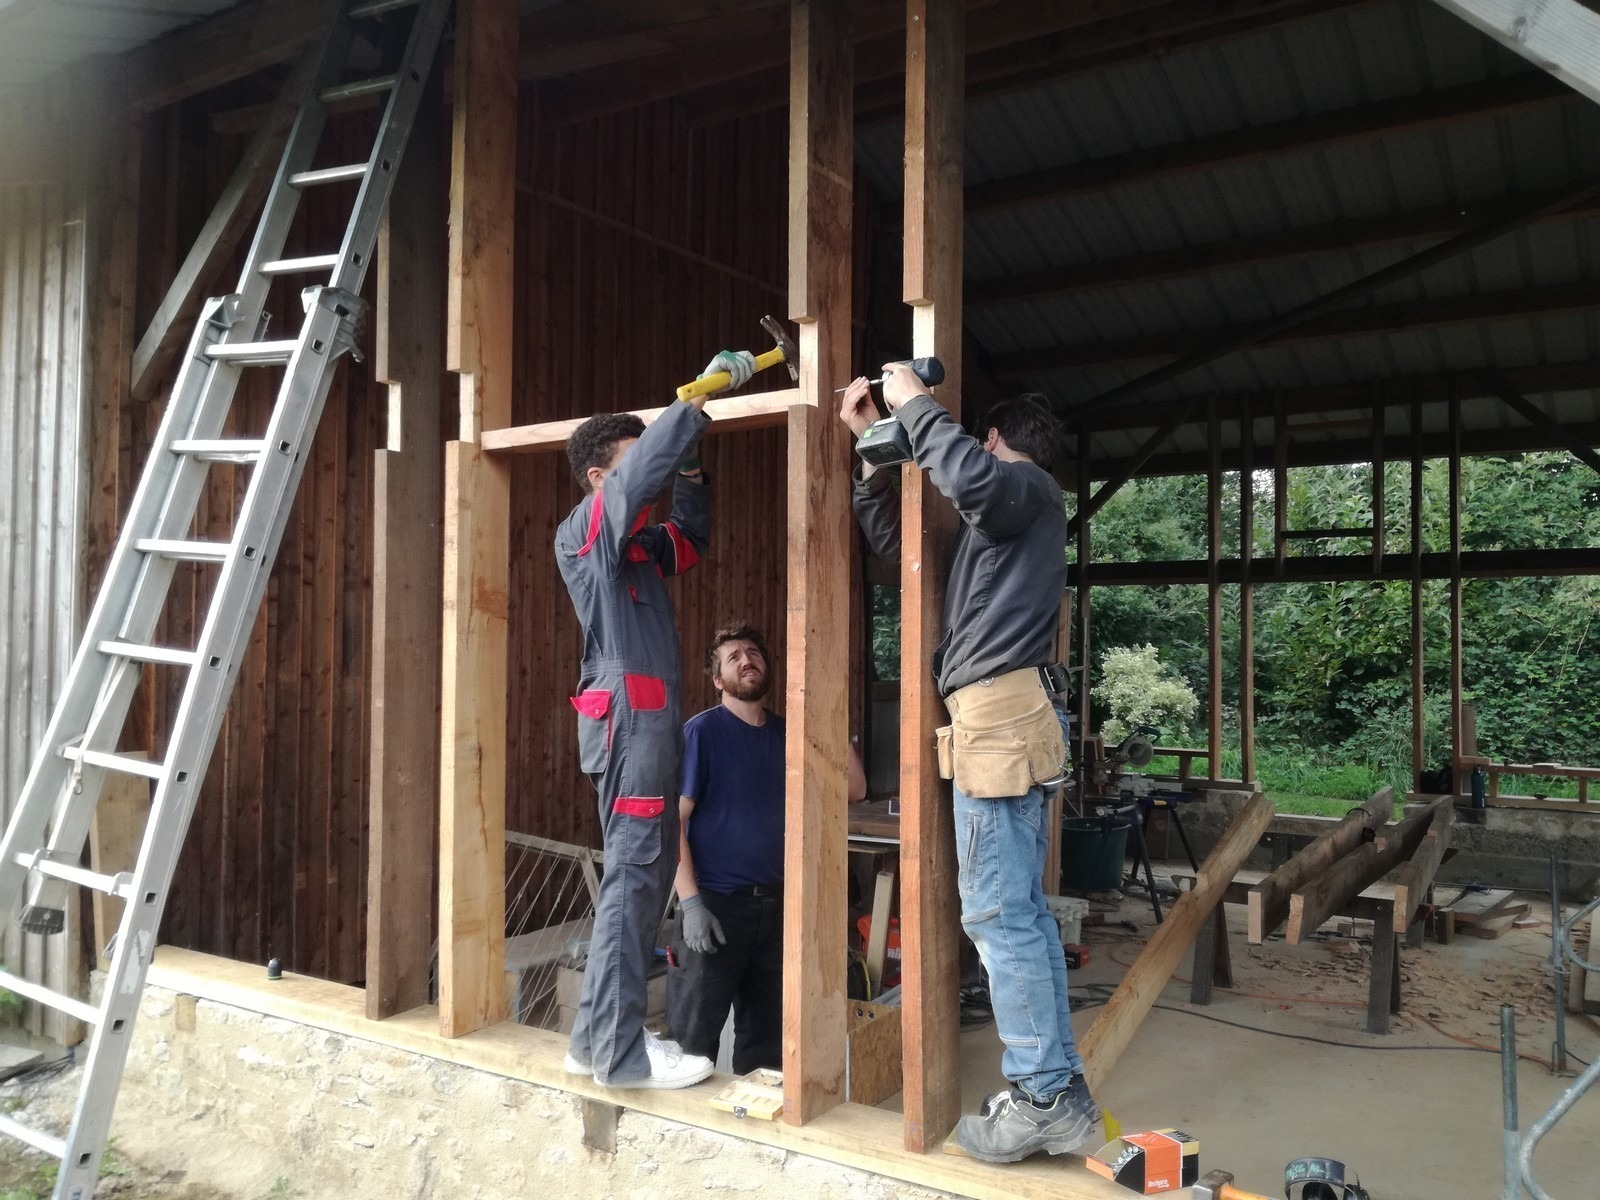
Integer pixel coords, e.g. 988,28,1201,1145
942,670,1066,799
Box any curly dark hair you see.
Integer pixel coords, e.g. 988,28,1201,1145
567,412,647,491
704,623,771,676
981,394,1063,471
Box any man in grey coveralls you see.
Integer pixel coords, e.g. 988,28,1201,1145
556,350,753,1089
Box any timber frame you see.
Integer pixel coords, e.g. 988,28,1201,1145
9,0,1600,1185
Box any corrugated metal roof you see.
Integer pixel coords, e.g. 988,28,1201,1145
0,0,236,91
857,0,1600,468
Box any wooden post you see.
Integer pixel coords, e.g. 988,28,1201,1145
1410,396,1425,792
782,0,854,1127
1273,391,1287,574
367,65,445,1021
1077,437,1093,771
1206,400,1223,772
897,0,964,1154
438,0,516,1039
1371,394,1386,574
1239,395,1255,785
1448,390,1463,793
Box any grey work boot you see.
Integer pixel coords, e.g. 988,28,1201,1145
955,1084,1099,1163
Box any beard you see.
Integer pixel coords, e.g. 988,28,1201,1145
718,668,770,703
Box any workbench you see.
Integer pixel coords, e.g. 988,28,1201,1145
1177,867,1424,1034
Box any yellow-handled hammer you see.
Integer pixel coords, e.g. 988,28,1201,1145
675,315,798,402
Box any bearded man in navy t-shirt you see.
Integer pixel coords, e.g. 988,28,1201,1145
667,624,866,1072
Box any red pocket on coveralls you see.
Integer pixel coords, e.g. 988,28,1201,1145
571,689,612,774
624,674,667,712
614,796,665,819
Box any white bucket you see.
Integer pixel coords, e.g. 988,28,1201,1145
1044,895,1089,945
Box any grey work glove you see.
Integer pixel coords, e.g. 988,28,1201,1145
679,893,726,955
698,349,757,393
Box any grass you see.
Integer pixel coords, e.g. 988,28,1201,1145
1146,746,1393,816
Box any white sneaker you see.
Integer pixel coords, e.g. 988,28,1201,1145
562,1052,592,1075
608,1031,712,1090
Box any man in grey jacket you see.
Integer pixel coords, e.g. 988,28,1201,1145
840,365,1097,1162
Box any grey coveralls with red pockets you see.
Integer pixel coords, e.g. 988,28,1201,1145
555,399,711,1085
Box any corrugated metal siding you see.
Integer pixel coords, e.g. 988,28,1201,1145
0,181,86,1033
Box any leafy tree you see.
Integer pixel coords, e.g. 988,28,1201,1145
1096,644,1199,745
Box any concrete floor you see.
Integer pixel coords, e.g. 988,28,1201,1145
887,874,1599,1200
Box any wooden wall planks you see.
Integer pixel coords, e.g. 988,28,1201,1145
121,83,806,983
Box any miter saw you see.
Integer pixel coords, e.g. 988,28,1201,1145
1091,725,1160,799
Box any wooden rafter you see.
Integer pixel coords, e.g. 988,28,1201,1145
996,282,1600,376
968,189,1600,308
126,0,327,112
1428,0,1600,108
1487,372,1600,477
965,72,1572,216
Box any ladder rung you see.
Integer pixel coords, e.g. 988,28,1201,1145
260,255,339,276
348,0,419,17
97,640,199,668
14,853,134,900
134,538,231,563
58,746,164,781
206,340,297,366
288,163,368,188
171,438,265,463
0,969,101,1028
0,1111,65,1160
320,74,397,104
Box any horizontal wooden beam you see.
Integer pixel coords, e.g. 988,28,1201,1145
998,282,1600,375
480,388,804,454
966,72,1573,216
1069,362,1600,434
1287,798,1446,944
1488,373,1600,477
1391,801,1454,934
1092,419,1600,484
518,0,789,79
1075,545,1600,586
1429,0,1600,110
127,0,328,112
969,190,1600,308
1246,788,1393,943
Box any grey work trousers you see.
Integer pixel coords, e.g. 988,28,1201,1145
567,671,683,1084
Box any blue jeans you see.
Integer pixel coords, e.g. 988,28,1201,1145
954,754,1080,1101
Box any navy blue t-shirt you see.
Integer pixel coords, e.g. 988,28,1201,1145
680,705,785,894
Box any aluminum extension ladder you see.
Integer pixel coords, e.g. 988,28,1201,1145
0,0,447,1194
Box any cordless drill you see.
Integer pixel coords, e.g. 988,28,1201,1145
850,357,946,467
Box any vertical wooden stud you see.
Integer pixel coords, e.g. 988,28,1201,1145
368,65,445,1020
439,0,517,1038
897,0,964,1153
1206,399,1222,775
782,0,854,1126
1239,396,1255,786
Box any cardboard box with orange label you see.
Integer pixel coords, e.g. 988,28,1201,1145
1087,1129,1201,1194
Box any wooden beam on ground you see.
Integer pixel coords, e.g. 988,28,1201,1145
1246,788,1394,943
129,52,315,403
996,282,1600,375
127,0,329,112
438,0,517,1040
1428,0,1600,108
782,0,855,1129
482,389,804,454
1285,798,1448,944
1391,802,1454,934
1078,794,1275,1093
367,64,445,1022
968,189,1600,307
898,0,965,1156
966,73,1571,216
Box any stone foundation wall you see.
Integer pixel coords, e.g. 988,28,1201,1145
87,987,952,1200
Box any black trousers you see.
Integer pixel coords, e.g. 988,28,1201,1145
667,888,783,1075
